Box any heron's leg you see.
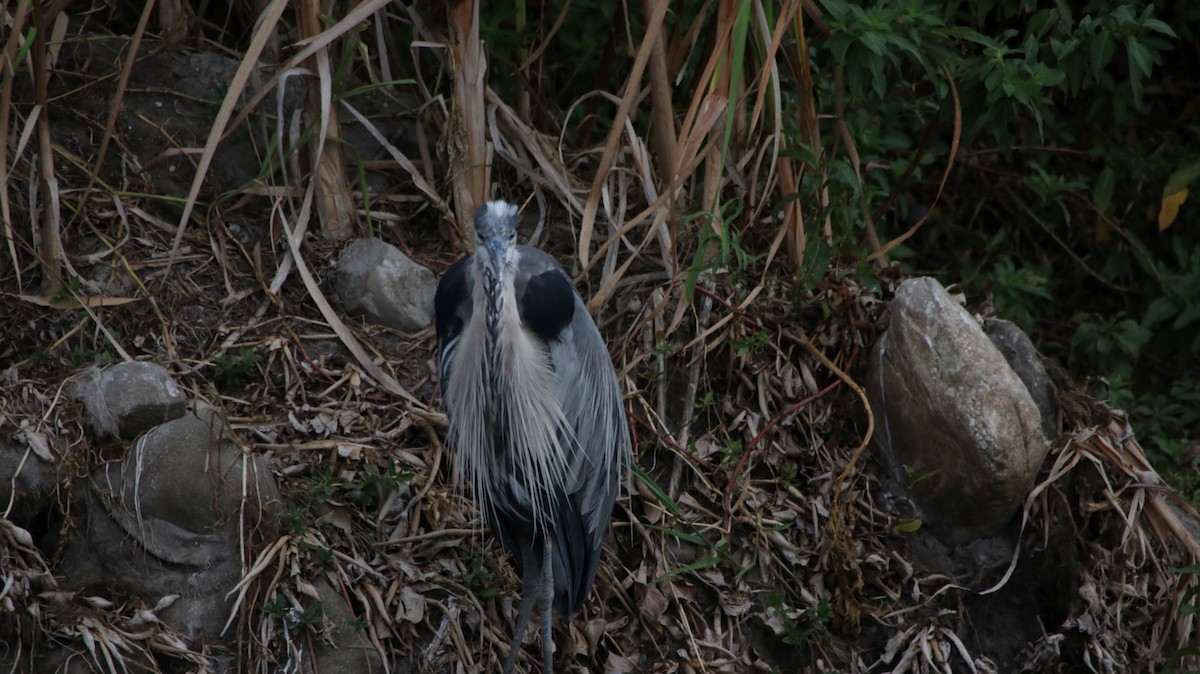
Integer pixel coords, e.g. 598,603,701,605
540,538,554,674
502,589,535,674
503,541,543,674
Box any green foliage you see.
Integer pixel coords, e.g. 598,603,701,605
67,347,115,367
304,469,341,506
991,256,1055,334
763,592,831,647
784,0,1198,479
282,461,411,533
212,347,258,390
717,437,743,474
683,200,762,301
1070,313,1151,379
50,275,87,304
461,548,503,599
352,460,413,510
731,330,771,357
818,0,1179,146
279,470,341,534
903,464,940,492
280,504,310,535
262,594,324,632
478,0,623,108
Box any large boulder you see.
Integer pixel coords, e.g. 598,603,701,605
983,318,1058,440
0,429,57,528
58,410,281,639
867,277,1050,537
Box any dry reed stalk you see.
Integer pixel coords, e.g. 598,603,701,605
296,0,354,240
0,0,31,289
578,0,669,268
156,0,186,42
643,0,677,192
778,4,815,269
30,0,66,294
448,0,489,246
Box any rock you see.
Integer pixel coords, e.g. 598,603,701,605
305,578,387,674
73,361,186,440
1,646,93,674
336,238,437,332
983,318,1058,439
867,277,1050,537
58,410,281,639
0,430,57,528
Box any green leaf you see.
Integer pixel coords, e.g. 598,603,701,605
821,0,851,21
655,554,720,584
797,237,833,296
1049,36,1076,59
1173,305,1200,330
1142,18,1177,38
829,36,854,65
893,519,923,534
860,30,887,56
631,464,683,518
1093,166,1116,212
1054,0,1073,27
640,523,708,546
1163,158,1200,195
1027,9,1056,38
1090,31,1115,78
1037,66,1065,87
721,0,754,163
887,32,921,59
1143,297,1176,329
1126,37,1153,78
1127,59,1144,108
1114,319,1151,355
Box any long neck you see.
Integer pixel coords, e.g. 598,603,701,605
477,261,509,434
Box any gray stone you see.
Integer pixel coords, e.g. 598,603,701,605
0,646,92,674
73,361,186,440
0,432,57,528
59,410,281,639
336,238,436,332
867,277,1050,537
304,578,387,674
984,318,1058,439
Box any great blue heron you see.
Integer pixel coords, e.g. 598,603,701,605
434,200,630,673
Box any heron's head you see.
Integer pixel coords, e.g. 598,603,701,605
473,201,519,306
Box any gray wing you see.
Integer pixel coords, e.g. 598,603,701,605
434,254,474,392
515,246,631,615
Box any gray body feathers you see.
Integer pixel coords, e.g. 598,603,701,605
434,204,629,674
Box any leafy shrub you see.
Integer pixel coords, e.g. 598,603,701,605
805,0,1198,473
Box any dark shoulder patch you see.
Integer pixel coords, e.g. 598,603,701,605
520,270,575,341
434,256,472,344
